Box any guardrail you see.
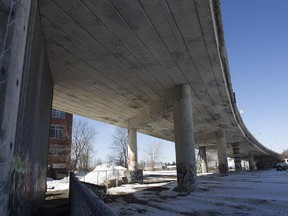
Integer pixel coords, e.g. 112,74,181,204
69,172,115,216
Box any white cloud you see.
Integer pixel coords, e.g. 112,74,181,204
239,109,245,114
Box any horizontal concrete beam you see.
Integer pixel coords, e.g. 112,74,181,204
128,93,173,129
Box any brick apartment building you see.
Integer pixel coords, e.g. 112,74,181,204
47,109,73,179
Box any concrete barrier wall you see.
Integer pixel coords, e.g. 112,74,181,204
0,0,53,215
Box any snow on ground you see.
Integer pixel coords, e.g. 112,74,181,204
106,170,288,216
47,176,70,191
79,164,127,185
47,164,127,191
46,168,288,215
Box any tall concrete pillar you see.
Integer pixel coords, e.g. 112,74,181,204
248,152,255,171
0,1,53,214
173,84,197,193
128,127,138,171
216,131,228,174
232,143,242,172
199,147,208,173
127,127,143,183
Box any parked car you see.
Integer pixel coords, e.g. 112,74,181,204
276,158,288,171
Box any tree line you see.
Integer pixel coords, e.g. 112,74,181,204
52,119,163,172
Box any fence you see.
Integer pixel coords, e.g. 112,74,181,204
69,172,115,216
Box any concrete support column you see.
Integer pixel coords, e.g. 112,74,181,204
128,127,138,171
0,1,53,214
232,143,242,172
127,127,143,183
216,131,228,174
173,84,197,193
248,152,255,171
199,147,208,173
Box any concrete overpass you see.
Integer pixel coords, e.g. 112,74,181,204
0,0,279,214
39,0,279,163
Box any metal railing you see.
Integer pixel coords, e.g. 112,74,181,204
69,172,115,216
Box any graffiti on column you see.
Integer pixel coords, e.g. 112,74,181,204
127,170,143,183
177,163,196,192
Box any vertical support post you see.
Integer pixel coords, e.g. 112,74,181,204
127,127,143,183
199,147,208,173
232,143,242,172
128,127,137,171
216,131,228,175
248,152,255,171
173,84,197,193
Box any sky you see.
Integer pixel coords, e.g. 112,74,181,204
75,1,288,163
221,0,288,152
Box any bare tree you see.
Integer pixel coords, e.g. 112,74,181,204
145,142,162,171
108,127,128,168
69,119,96,171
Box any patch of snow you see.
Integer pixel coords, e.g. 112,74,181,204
108,185,137,195
47,176,70,191
82,164,127,185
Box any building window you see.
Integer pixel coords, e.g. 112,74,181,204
51,109,65,119
49,145,66,155
49,125,65,138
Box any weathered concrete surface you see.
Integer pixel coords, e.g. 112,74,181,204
248,152,255,171
216,131,228,174
0,0,53,214
128,127,138,171
173,85,197,192
127,170,143,184
37,0,279,162
232,143,242,172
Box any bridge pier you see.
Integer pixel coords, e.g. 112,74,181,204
248,152,255,171
173,84,197,193
128,127,138,171
198,147,208,173
216,131,228,175
232,143,242,172
127,127,143,183
0,1,53,214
